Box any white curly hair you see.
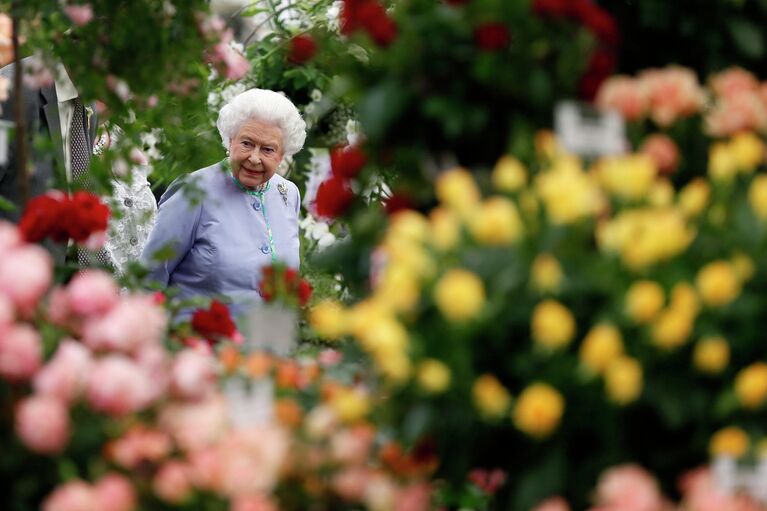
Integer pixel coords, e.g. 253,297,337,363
216,88,307,157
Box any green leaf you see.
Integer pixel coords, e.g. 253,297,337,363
728,19,765,59
0,195,17,212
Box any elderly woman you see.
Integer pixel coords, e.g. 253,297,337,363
141,88,306,318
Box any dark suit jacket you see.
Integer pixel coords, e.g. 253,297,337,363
0,57,99,222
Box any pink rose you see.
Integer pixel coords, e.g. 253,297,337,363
230,494,278,511
532,496,571,511
596,76,647,122
318,348,343,366
86,355,154,415
332,467,370,501
394,483,432,511
207,42,250,80
217,427,289,496
0,294,14,328
330,424,375,464
678,466,763,511
63,4,94,26
709,67,760,99
82,295,167,354
153,461,192,504
0,245,53,314
34,339,92,403
0,220,21,255
42,480,97,511
67,270,119,317
48,286,75,327
15,395,70,454
704,92,767,137
93,473,136,511
594,464,665,511
639,134,679,175
0,323,42,382
170,349,218,401
639,66,705,127
109,427,173,469
187,447,223,491
134,343,170,403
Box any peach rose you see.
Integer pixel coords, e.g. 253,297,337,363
678,466,763,511
394,483,432,511
158,396,227,452
34,339,92,403
0,323,42,382
594,464,665,511
330,424,375,465
86,355,154,415
709,67,760,99
93,473,136,511
0,245,53,314
333,467,370,501
532,496,571,511
596,76,647,121
639,66,705,127
640,134,680,175
109,427,173,469
230,494,278,511
153,461,193,504
705,92,767,137
42,480,97,511
15,395,70,454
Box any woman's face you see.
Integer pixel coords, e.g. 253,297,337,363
229,119,284,189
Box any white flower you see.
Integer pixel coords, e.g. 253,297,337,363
317,232,336,249
311,89,322,102
304,103,315,114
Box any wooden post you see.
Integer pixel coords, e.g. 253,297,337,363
11,3,28,208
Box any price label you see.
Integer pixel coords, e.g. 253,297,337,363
554,101,626,158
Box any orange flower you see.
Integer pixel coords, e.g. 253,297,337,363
245,352,272,379
275,398,303,428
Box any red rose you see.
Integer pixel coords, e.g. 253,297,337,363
315,176,354,219
65,191,110,242
288,34,318,65
383,193,415,215
473,22,511,52
297,279,313,306
331,145,367,179
340,0,363,35
191,300,236,341
356,2,397,47
532,0,568,17
578,5,619,46
18,192,69,243
579,48,616,100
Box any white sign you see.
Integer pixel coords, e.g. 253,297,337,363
554,101,626,158
0,120,12,166
244,304,298,357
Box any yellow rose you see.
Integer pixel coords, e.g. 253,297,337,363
579,323,624,375
650,307,694,350
625,280,665,324
735,362,767,409
535,130,561,161
604,356,643,405
695,260,741,308
531,253,564,294
730,131,765,172
709,426,749,458
647,179,674,207
347,299,389,338
436,167,480,217
429,207,461,251
678,178,710,217
417,359,451,394
534,160,604,225
749,174,767,220
472,374,512,419
708,142,738,182
731,252,756,282
310,300,348,340
356,314,409,357
492,155,527,192
597,154,657,201
693,336,730,374
383,239,436,279
512,383,565,439
330,388,371,423
531,299,576,350
387,210,430,244
433,269,486,321
670,282,700,318
375,349,412,384
375,264,421,313
468,197,524,245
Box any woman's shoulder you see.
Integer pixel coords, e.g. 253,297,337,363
272,174,300,196
159,162,226,207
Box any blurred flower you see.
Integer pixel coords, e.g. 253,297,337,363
0,323,42,382
710,67,761,98
342,0,397,46
63,4,94,26
170,349,217,401
638,66,705,127
331,144,367,179
678,466,762,511
473,22,511,52
66,270,119,317
650,307,694,350
705,92,767,137
695,260,740,308
0,244,53,314
693,336,730,375
579,323,624,375
472,374,511,419
192,300,237,342
492,155,527,192
15,395,70,454
604,356,643,405
33,339,92,403
624,281,664,324
0,13,13,66
734,362,767,409
730,251,756,282
153,461,192,504
330,424,374,464
730,131,765,171
468,197,524,245
468,468,507,495
158,397,227,452
535,157,603,224
709,426,749,457
86,355,155,416
593,464,665,511
93,473,136,511
309,299,348,339
315,176,354,219
708,141,738,182
428,207,461,251
647,179,674,207
531,253,564,294
416,359,451,394
596,76,647,122
433,268,485,321
42,480,97,511
531,496,571,511
83,295,167,353
288,34,318,64
749,174,767,220
512,383,565,439
435,167,481,219
531,300,576,349
678,178,710,217
639,134,679,175
330,387,370,422
596,154,657,201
